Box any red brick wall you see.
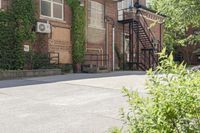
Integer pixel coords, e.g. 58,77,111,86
85,0,118,69
34,0,72,64
85,0,164,70
2,0,165,68
1,0,11,10
86,0,106,53
1,0,72,64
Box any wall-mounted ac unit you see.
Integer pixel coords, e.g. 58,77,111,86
36,22,51,33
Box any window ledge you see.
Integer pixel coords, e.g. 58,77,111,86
40,16,66,23
88,25,105,30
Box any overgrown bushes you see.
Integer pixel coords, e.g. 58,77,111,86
32,53,50,69
0,12,16,70
0,0,35,70
111,48,200,133
66,0,86,72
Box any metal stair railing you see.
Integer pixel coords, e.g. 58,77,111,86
138,10,157,50
137,12,159,66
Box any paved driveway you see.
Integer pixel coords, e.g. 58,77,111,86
0,71,146,133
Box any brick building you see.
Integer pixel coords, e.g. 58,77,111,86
84,0,165,71
0,0,165,71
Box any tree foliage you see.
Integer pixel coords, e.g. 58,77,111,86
110,48,200,133
151,0,200,51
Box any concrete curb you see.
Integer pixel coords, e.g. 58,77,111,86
0,69,62,80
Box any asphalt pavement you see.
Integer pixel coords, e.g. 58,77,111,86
0,71,146,133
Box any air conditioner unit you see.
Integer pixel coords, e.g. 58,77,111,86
36,22,51,33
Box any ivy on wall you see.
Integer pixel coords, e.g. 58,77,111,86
0,12,16,69
0,0,36,70
66,0,86,65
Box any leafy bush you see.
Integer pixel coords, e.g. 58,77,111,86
32,53,50,69
111,48,200,133
0,0,35,70
66,0,86,64
59,64,73,73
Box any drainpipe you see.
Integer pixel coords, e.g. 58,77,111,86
112,26,115,71
105,16,116,71
106,22,109,68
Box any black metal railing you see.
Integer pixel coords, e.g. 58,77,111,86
117,4,162,70
83,54,109,69
139,10,157,49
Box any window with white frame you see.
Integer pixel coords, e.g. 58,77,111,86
41,0,64,20
88,0,104,29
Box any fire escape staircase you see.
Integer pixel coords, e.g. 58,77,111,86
132,19,158,70
118,6,164,70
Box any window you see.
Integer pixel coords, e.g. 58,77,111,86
146,0,151,8
88,1,104,29
41,0,64,20
0,0,2,9
118,0,133,10
117,0,134,21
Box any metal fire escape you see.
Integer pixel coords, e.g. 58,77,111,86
118,0,164,70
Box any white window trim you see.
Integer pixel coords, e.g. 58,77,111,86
40,0,64,21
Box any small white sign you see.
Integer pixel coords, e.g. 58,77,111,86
24,45,30,52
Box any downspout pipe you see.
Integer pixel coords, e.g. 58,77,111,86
105,16,116,71
112,25,115,71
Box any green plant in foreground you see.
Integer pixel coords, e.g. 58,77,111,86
111,48,200,133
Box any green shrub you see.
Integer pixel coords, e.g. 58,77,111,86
111,48,200,133
0,0,35,70
32,53,50,69
66,0,86,64
59,64,73,73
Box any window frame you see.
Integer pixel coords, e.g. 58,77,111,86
146,0,151,8
0,0,2,9
40,0,64,21
88,0,105,30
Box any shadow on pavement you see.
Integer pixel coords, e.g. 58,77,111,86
0,71,146,89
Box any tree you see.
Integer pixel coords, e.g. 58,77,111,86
151,0,200,52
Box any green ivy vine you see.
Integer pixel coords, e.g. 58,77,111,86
66,0,86,65
0,0,36,70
